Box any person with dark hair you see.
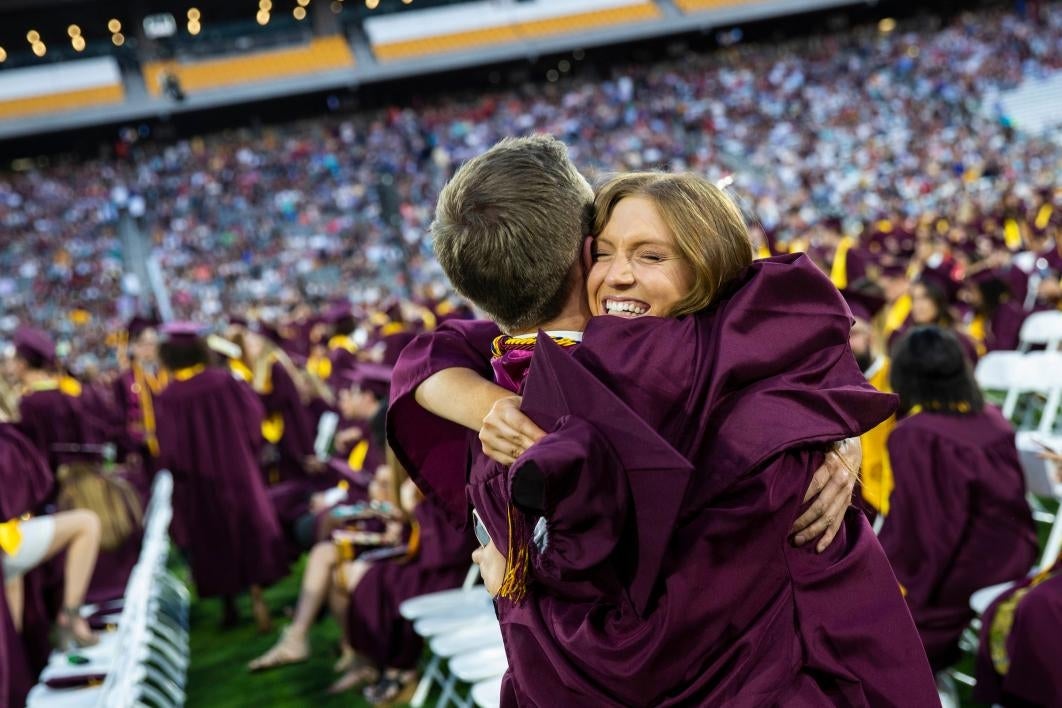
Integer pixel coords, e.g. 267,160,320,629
154,322,288,631
962,268,1027,354
894,269,980,365
880,325,1037,671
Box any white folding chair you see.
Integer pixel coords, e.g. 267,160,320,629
425,619,503,708
1018,310,1062,352
405,565,485,707
1001,352,1062,431
975,350,1025,393
471,675,504,708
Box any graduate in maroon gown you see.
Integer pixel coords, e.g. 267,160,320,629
974,555,1062,707
961,268,1028,354
153,323,288,630
392,144,937,705
879,326,1037,670
345,478,475,702
0,423,54,707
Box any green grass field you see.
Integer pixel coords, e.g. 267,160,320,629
181,555,384,708
180,495,1060,707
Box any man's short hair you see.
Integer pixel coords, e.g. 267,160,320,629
432,135,593,333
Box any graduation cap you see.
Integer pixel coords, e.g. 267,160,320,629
840,288,885,323
14,326,56,367
340,363,393,400
917,265,961,304
159,321,205,344
515,334,693,616
126,314,160,341
324,302,354,324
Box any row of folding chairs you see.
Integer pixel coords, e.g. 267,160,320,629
25,470,191,708
399,566,507,708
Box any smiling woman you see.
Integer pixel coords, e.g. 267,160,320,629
589,172,753,320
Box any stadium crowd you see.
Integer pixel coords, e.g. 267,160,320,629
0,2,1061,706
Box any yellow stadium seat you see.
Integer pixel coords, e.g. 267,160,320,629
0,84,124,120
374,2,660,62
142,37,355,97
674,0,757,12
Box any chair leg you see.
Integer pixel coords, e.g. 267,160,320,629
411,654,441,708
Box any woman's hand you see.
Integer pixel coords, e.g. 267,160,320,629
479,396,547,465
791,438,861,552
472,540,507,597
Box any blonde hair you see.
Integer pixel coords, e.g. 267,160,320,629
592,172,753,316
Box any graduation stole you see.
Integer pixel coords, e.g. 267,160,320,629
488,333,580,603
132,364,166,457
489,334,580,393
27,376,82,397
988,560,1061,675
173,365,205,382
829,236,856,290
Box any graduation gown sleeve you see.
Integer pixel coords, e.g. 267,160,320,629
387,319,501,528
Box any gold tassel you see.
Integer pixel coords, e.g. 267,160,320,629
497,503,530,604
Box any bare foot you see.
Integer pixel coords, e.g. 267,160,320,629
247,628,309,672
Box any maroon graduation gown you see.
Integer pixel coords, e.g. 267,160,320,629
392,254,938,706
388,318,501,528
345,499,475,669
974,559,1062,707
154,368,288,597
879,406,1037,670
0,424,54,707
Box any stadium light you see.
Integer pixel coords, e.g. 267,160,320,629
32,41,46,57
188,8,201,21
293,6,307,20
366,0,379,9
72,35,86,51
878,17,896,33
112,32,125,46
26,30,40,43
402,0,413,4
0,47,7,63
259,0,272,10
256,10,271,25
108,19,122,33
297,0,310,6
188,21,201,35
67,25,81,38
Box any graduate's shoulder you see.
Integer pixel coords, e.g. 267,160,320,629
719,253,851,320
892,406,1012,448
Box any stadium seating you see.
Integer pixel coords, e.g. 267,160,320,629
367,0,661,63
0,57,124,120
141,37,354,97
674,0,757,12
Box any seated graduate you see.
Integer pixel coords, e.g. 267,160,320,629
1,421,101,706
153,322,288,632
247,458,405,680
389,136,938,706
879,326,1038,671
340,456,475,705
975,554,1062,708
975,450,1062,708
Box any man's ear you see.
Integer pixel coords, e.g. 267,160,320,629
582,236,594,273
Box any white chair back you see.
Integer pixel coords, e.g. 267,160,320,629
1018,310,1062,352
